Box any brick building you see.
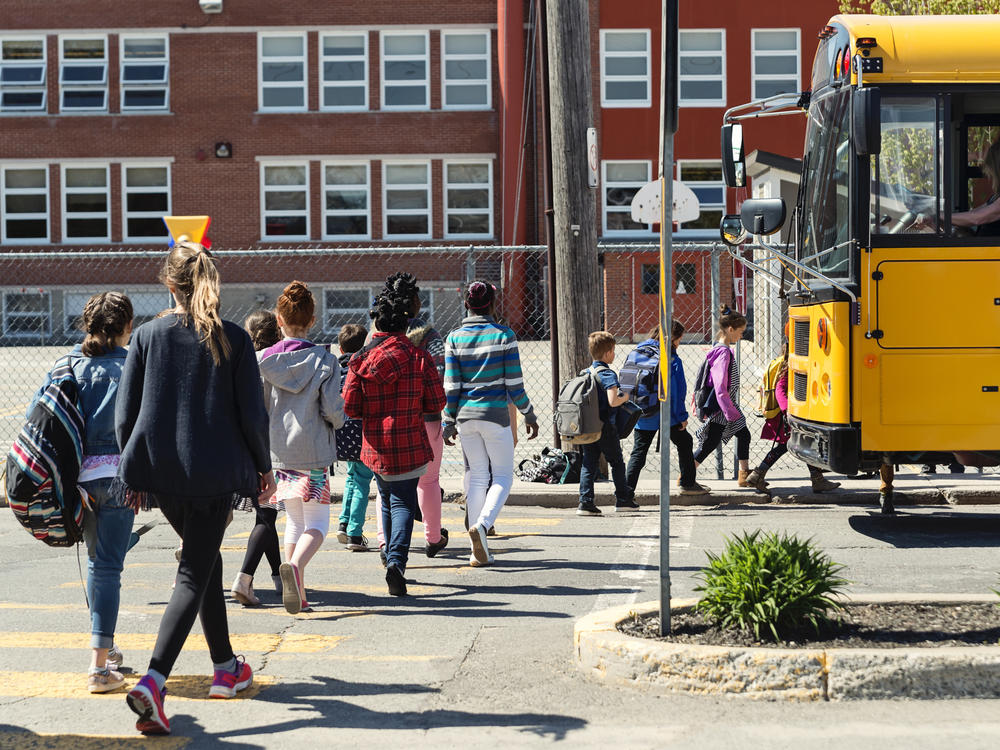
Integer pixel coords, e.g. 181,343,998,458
0,0,837,344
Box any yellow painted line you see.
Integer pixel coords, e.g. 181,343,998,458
0,730,189,749
0,632,346,654
0,602,374,619
0,671,274,701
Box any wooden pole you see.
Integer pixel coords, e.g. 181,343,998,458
545,0,600,379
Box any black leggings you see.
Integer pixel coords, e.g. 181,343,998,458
694,421,751,464
149,494,234,677
757,442,823,478
240,505,281,578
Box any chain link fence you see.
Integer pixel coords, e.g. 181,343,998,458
0,242,795,482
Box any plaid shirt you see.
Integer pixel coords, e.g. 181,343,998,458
343,332,446,476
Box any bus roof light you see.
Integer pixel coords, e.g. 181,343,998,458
818,25,837,39
856,37,877,49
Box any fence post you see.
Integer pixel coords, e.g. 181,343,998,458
710,245,724,480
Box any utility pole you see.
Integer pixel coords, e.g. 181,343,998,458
545,0,600,379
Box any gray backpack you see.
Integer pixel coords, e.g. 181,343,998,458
554,366,604,445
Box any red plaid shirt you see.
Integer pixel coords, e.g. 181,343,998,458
343,332,446,476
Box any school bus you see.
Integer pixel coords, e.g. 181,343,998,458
719,14,1000,479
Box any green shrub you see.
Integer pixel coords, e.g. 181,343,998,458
694,530,848,641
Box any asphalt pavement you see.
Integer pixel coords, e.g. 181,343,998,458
1,500,1000,749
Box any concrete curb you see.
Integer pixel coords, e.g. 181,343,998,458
575,596,1000,701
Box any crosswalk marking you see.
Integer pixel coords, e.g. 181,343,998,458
0,632,347,653
0,671,275,701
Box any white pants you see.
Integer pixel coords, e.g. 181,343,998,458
459,419,515,531
283,498,330,548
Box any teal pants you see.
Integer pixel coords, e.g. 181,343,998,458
339,460,374,537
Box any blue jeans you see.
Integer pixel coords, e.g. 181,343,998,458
82,477,135,649
374,475,419,571
578,423,633,505
339,460,374,537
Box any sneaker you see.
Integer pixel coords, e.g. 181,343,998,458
278,562,302,615
174,545,182,563
378,545,388,568
88,667,125,694
614,498,640,511
127,674,170,735
336,522,349,544
576,502,602,516
469,552,495,567
209,656,253,699
680,483,711,496
385,563,407,597
425,527,449,558
469,523,491,565
347,535,369,552
106,643,124,668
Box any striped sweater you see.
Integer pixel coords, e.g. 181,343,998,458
443,315,536,430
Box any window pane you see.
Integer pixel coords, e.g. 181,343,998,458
684,209,723,230
1,91,44,108
62,90,105,108
445,85,486,106
127,217,168,237
387,215,428,235
123,90,166,108
384,86,425,106
65,168,106,188
386,189,428,210
444,33,487,55
384,35,425,55
62,64,105,82
126,193,169,212
606,186,639,207
606,162,647,182
66,218,108,237
385,60,426,81
386,165,427,184
447,188,488,209
326,289,370,308
755,56,797,75
326,190,367,210
755,80,797,99
262,87,304,108
265,166,306,186
5,169,45,189
63,39,104,58
126,167,167,187
445,59,487,80
66,193,108,212
123,38,165,58
326,165,367,185
679,164,721,181
606,212,646,231
679,56,722,76
323,86,365,107
262,61,303,82
755,31,796,51
448,214,489,234
326,215,368,235
5,219,46,239
447,164,489,183
3,40,43,60
606,81,647,101
1,67,44,83
691,185,723,204
122,63,166,82
679,32,721,52
606,57,647,76
264,215,307,235
265,190,306,211
262,36,303,57
324,60,364,81
6,194,46,213
323,35,365,56
605,32,646,53
679,80,722,100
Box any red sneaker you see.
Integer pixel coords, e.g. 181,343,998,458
126,674,169,735
209,656,253,698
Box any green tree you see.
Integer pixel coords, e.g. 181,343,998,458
839,1,1000,13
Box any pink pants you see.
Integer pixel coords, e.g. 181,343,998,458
376,420,444,546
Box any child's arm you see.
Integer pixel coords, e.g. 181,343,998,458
606,383,630,408
710,349,742,421
442,337,460,438
320,358,346,430
343,368,362,419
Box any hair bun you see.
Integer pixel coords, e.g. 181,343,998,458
720,305,731,315
466,281,495,311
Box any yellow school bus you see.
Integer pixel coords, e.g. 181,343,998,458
720,14,1000,476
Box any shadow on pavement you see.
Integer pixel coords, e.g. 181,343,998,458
848,512,1000,548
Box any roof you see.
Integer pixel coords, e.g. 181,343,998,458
746,150,802,179
833,14,1000,84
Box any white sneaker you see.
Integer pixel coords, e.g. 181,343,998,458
469,523,492,565
469,552,495,567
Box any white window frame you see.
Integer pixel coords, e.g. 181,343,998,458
257,31,308,112
599,29,651,109
380,30,430,111
601,160,654,237
322,286,375,335
382,160,432,239
120,34,169,112
62,163,110,243
441,30,491,111
1,165,49,244
259,161,310,241
443,159,493,239
678,29,725,108
3,290,51,339
675,159,725,237
751,28,800,102
0,36,47,113
121,163,171,242
59,35,109,113
320,32,368,112
322,161,370,241
64,289,170,333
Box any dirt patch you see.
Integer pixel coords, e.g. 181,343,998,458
619,603,1000,648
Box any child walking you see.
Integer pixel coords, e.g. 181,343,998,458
259,281,346,614
334,323,372,552
231,310,284,606
577,331,637,515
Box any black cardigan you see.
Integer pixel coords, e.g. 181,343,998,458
114,313,270,504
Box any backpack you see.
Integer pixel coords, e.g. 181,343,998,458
618,344,659,417
335,351,363,461
756,356,786,420
691,353,721,422
554,366,604,445
516,448,583,484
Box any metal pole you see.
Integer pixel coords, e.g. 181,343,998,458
710,245,724,480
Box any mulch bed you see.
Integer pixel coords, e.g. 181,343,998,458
619,603,1000,649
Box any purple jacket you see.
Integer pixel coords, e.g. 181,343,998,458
760,371,790,443
706,344,742,422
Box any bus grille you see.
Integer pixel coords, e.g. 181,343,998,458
793,319,810,357
793,371,808,402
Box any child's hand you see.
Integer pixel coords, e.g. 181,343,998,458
258,471,276,503
681,420,687,430
525,421,539,440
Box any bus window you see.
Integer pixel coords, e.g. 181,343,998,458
871,97,940,235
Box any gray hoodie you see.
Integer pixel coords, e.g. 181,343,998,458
259,341,346,470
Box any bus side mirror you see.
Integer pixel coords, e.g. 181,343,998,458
721,123,746,188
720,214,747,246
853,87,881,156
740,198,786,236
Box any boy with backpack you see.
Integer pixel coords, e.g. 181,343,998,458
575,331,638,515
622,322,710,496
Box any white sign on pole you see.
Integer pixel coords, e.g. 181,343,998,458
587,127,599,188
630,179,699,225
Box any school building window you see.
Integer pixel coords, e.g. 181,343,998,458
320,33,368,111
678,29,724,107
601,160,653,236
3,290,51,338
444,161,492,238
260,163,309,240
383,161,431,238
120,35,169,111
600,29,651,108
323,162,370,240
62,165,110,242
441,31,491,109
64,290,169,333
675,262,697,294
0,37,47,112
641,264,658,295
258,33,307,111
122,164,170,240
60,36,108,112
381,31,429,110
323,288,374,334
676,160,724,235
751,29,800,101
1,166,48,243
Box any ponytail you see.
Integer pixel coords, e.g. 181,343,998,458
717,304,747,340
160,240,231,365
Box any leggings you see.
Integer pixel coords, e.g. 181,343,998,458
694,421,751,464
756,441,823,478
149,494,234,677
283,498,330,548
240,505,281,578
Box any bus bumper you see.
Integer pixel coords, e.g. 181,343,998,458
788,417,860,476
